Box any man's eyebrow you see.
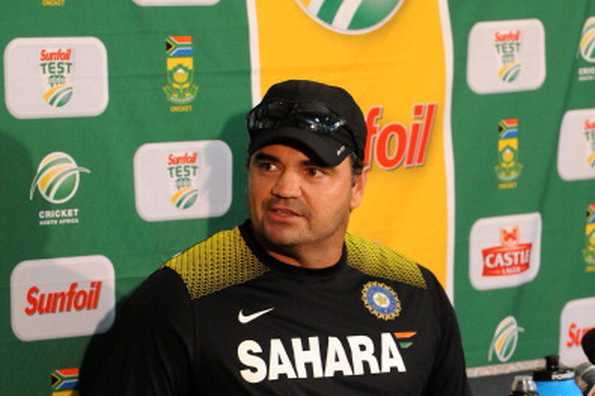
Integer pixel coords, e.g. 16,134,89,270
252,152,278,162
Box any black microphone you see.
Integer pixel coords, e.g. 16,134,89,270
583,328,595,365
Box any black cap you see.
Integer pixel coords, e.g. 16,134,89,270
247,80,367,166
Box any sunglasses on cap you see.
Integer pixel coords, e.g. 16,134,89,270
246,100,360,156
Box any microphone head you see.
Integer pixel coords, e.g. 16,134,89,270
583,328,595,364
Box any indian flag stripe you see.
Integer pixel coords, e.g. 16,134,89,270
317,0,344,25
332,0,363,30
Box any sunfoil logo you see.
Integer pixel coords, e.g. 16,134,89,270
488,316,524,363
29,152,90,204
580,17,595,63
294,0,403,35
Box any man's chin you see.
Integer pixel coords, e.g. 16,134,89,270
261,225,305,248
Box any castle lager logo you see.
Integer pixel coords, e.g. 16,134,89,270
585,119,595,168
364,104,436,170
30,152,90,205
494,30,521,83
167,151,199,209
10,255,115,341
557,109,595,181
294,0,403,35
559,297,595,366
580,17,595,63
584,204,595,271
488,316,524,363
40,48,74,107
470,212,541,290
495,118,522,189
467,19,545,94
481,227,532,277
163,36,198,112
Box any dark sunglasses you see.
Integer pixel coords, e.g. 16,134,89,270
247,101,359,155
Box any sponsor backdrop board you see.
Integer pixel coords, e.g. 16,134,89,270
0,0,593,393
451,0,595,370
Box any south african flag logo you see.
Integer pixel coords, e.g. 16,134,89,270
50,368,79,395
295,0,403,34
29,152,90,204
580,17,595,63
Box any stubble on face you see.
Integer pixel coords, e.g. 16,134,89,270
247,145,360,264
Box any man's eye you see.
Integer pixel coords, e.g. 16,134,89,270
306,167,324,177
258,161,278,171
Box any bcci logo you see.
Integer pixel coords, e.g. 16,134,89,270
361,281,401,320
494,30,521,83
40,48,73,107
580,17,595,63
584,119,595,168
167,152,199,209
30,152,90,204
294,0,403,35
495,118,523,189
488,316,524,363
163,36,198,112
584,204,595,271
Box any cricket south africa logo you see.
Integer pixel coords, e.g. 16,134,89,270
40,48,73,107
583,204,595,271
167,152,199,209
495,118,523,189
294,0,403,34
30,152,90,205
494,30,521,83
488,316,524,363
163,35,198,112
580,17,595,63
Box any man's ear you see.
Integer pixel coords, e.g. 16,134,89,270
350,169,368,210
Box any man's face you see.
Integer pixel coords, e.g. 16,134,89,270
248,144,366,251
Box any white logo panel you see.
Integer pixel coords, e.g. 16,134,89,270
10,255,116,341
467,19,546,94
134,140,232,222
4,37,108,119
469,212,542,290
559,297,595,366
557,109,595,181
133,0,218,5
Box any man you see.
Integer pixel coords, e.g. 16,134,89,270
81,80,471,395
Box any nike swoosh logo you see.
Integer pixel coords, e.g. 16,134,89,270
238,307,274,324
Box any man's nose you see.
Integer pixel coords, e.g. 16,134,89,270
271,169,301,198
